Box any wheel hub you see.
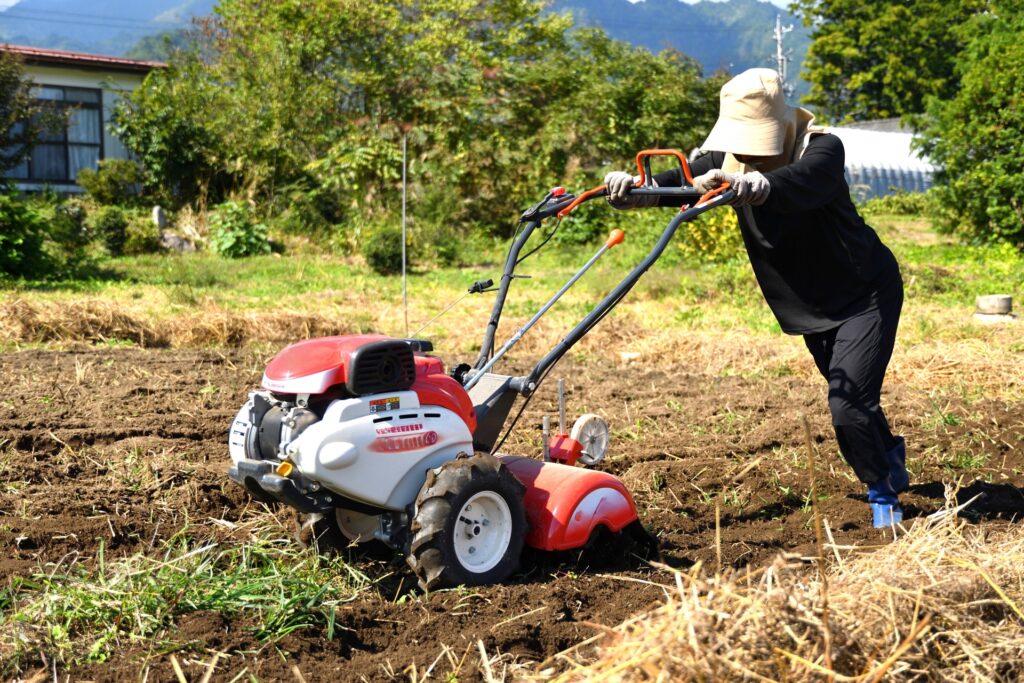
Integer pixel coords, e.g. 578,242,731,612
452,493,512,573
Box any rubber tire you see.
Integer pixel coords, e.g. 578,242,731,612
406,452,526,591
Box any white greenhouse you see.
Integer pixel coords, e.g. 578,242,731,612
829,119,938,201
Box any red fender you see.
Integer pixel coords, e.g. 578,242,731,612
498,455,639,552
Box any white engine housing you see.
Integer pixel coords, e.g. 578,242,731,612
230,390,474,511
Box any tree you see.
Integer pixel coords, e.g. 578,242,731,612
125,29,193,62
113,0,720,233
111,52,233,208
793,0,984,122
917,0,1024,246
0,50,62,176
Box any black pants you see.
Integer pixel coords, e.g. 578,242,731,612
803,280,903,485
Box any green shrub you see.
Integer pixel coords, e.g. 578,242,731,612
552,198,606,247
0,192,48,277
76,159,143,206
557,201,742,264
861,190,935,217
916,0,1024,247
270,183,342,237
124,209,162,255
88,205,130,255
208,201,270,258
676,204,743,263
41,198,94,276
418,225,462,267
362,222,405,275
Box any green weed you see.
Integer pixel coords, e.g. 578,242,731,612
941,449,990,472
0,520,375,675
722,486,747,509
921,401,964,431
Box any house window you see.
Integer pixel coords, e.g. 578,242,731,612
11,85,103,184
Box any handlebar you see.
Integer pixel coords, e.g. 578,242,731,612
555,182,731,219
550,148,731,219
479,150,736,400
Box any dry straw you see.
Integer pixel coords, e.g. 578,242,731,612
3,300,1019,405
0,297,803,373
0,298,349,348
545,497,1024,682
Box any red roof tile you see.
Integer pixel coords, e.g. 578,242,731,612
1,43,164,73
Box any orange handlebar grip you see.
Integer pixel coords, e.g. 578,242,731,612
605,229,625,248
696,182,731,207
558,184,607,218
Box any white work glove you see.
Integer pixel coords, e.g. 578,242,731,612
692,169,770,207
603,171,658,209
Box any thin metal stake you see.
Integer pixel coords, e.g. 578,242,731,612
558,378,566,435
542,416,550,461
401,132,408,337
412,290,472,338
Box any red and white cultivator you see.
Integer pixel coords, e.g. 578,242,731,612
228,150,733,589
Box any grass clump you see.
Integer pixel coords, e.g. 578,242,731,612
0,517,375,675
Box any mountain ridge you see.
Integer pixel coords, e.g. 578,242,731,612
0,0,215,55
0,0,809,94
552,0,809,95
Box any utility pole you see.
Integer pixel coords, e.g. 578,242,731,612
773,14,795,101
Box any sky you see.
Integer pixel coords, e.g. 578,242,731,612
0,0,795,11
640,0,793,5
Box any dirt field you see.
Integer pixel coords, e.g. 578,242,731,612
2,344,1023,681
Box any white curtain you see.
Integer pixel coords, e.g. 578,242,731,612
69,145,100,180
68,108,101,144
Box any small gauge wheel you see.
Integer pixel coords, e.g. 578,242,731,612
335,509,379,544
571,413,610,466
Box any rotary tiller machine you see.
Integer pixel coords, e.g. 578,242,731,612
228,150,734,590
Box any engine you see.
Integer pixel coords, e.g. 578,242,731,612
229,392,319,463
228,335,478,513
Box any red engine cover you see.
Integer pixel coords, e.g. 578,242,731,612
263,334,389,393
261,335,476,434
412,356,477,435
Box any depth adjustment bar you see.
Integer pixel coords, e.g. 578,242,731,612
463,229,625,391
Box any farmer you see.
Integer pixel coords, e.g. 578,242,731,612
604,68,908,528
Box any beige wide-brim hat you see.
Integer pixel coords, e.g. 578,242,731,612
702,68,796,157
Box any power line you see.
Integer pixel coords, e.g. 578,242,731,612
0,8,193,32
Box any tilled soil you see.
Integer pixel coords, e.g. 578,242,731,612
2,346,1023,681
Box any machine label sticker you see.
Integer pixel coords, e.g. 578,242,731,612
375,423,423,435
370,431,439,453
369,396,401,413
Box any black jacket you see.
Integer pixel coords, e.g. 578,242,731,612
655,134,901,334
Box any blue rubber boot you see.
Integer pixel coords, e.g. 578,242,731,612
868,476,903,528
886,436,909,493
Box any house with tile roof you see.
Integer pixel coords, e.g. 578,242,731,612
2,44,163,192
